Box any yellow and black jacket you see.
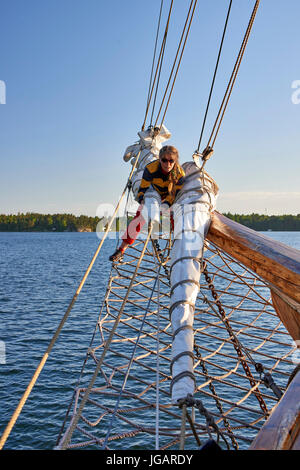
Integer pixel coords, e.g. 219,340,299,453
137,160,185,206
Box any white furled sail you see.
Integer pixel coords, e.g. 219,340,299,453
123,125,171,201
170,160,219,403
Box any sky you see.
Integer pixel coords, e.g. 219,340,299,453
0,0,299,217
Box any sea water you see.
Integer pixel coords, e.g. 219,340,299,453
0,231,299,450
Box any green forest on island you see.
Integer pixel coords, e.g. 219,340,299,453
0,212,300,232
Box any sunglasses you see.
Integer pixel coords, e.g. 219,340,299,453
160,158,174,164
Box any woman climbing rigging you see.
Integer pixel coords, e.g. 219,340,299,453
109,145,185,263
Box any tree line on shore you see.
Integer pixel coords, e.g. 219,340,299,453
223,212,300,231
0,213,103,232
0,212,299,232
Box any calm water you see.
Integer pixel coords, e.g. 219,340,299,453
0,231,299,450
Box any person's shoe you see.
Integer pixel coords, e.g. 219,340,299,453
109,248,124,263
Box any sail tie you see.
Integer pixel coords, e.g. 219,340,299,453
177,394,230,450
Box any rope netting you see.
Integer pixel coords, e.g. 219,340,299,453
56,228,296,450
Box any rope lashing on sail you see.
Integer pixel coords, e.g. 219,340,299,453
174,166,219,210
169,255,203,279
169,161,219,404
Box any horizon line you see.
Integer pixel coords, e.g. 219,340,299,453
1,211,299,217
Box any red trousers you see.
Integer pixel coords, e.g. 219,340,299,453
122,204,174,245
122,205,145,245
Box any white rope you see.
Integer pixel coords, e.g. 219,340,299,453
101,251,162,450
148,235,167,450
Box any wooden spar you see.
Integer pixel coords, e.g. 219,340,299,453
207,212,300,303
207,212,300,340
270,287,300,342
249,370,300,450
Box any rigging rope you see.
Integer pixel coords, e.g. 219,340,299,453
150,32,168,127
151,240,162,450
205,0,260,152
178,394,230,449
142,0,174,131
101,255,162,449
145,0,164,120
0,151,143,451
0,0,269,451
154,0,198,129
196,0,233,152
194,343,239,449
59,225,154,450
202,265,269,415
202,258,283,402
56,236,293,450
55,263,115,447
142,0,198,132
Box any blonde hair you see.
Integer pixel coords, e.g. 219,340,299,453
159,145,181,197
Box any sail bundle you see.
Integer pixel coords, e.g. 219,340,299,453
123,124,171,202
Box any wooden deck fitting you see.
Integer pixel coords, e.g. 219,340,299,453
207,212,300,341
249,370,300,450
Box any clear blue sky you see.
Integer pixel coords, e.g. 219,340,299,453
1,0,299,216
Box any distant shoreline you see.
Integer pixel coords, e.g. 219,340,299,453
0,212,300,232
